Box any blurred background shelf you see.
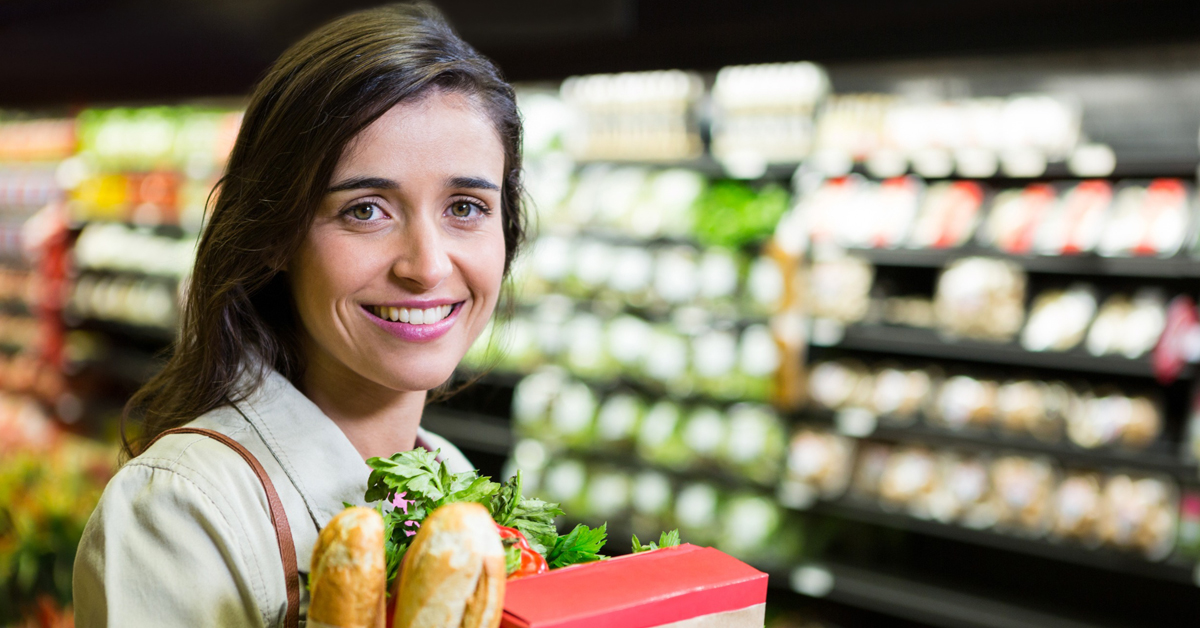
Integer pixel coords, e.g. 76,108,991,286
844,247,1200,279
785,560,1126,628
814,324,1182,379
805,500,1197,585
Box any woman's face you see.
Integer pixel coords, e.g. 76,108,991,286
290,89,507,394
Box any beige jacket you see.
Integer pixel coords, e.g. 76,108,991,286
73,369,473,627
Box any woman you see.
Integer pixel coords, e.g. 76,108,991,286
73,4,525,626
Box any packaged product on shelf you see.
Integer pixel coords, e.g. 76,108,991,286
1050,472,1103,545
1085,289,1168,359
604,313,653,374
1066,390,1161,450
606,244,655,305
807,359,872,411
737,323,781,403
563,312,616,381
692,328,740,399
1020,284,1098,352
781,429,855,502
630,469,675,532
933,257,1026,341
878,447,938,513
995,380,1071,442
511,367,571,436
978,183,1057,255
870,364,934,427
717,493,785,561
674,482,721,545
583,467,633,520
848,441,892,500
642,325,692,393
1034,180,1113,255
1097,474,1178,559
1176,491,1200,561
560,70,705,162
710,61,828,169
907,181,984,249
565,237,615,298
745,251,791,317
636,399,690,470
651,245,701,307
592,392,643,451
696,247,743,309
539,458,589,514
990,455,1056,536
881,295,937,328
932,375,998,431
546,380,598,448
808,256,873,324
679,404,727,465
722,403,787,484
928,451,996,528
1098,179,1193,258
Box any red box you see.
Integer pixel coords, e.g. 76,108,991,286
501,544,768,628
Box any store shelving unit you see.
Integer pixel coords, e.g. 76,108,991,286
812,324,1180,379
845,247,1200,279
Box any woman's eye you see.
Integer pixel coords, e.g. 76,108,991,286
346,203,380,221
449,200,482,218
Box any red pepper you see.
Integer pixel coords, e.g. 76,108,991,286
496,524,548,579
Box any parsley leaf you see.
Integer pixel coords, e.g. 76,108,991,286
546,523,607,569
632,529,682,553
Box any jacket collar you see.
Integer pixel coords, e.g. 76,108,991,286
232,369,373,532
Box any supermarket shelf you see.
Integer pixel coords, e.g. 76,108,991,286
868,422,1198,480
804,500,1198,586
845,246,1200,278
574,155,799,181
798,409,1198,479
786,560,1123,628
815,324,1185,379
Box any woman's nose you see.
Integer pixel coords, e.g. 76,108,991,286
392,218,452,291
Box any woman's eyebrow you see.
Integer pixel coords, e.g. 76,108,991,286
327,176,399,194
447,175,500,191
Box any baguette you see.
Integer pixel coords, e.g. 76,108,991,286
309,507,387,628
394,502,506,628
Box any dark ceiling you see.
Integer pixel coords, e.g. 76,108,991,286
2,0,1199,107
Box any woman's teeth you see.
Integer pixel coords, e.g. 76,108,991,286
370,304,453,325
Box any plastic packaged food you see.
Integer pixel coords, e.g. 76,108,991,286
1098,179,1192,258
1035,180,1112,255
871,365,933,426
927,452,995,528
1085,290,1167,359
978,184,1057,255
932,375,997,431
1020,285,1097,352
807,360,872,411
1050,472,1103,544
907,181,985,249
990,455,1056,536
878,447,938,512
808,257,873,324
1067,390,1161,450
1098,474,1179,559
849,442,892,500
934,257,1026,341
995,380,1071,442
783,429,856,499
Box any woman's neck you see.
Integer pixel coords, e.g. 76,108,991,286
299,351,427,461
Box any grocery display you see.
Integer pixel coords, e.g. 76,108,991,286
4,23,1200,628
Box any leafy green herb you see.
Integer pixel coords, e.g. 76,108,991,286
363,450,678,589
632,529,682,553
546,523,608,569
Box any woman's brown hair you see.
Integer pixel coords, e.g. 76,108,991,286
122,2,525,460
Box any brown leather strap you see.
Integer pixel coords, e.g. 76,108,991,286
148,427,301,628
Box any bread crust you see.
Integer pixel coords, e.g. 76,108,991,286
309,507,387,628
394,502,506,628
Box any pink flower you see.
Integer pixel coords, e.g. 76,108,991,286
391,492,411,513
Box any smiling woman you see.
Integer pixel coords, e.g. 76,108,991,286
72,4,525,627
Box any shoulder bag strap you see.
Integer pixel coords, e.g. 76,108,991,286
147,427,301,628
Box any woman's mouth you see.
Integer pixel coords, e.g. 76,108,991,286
362,301,464,342
366,303,456,325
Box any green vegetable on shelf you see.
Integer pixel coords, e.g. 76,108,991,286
692,181,790,249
